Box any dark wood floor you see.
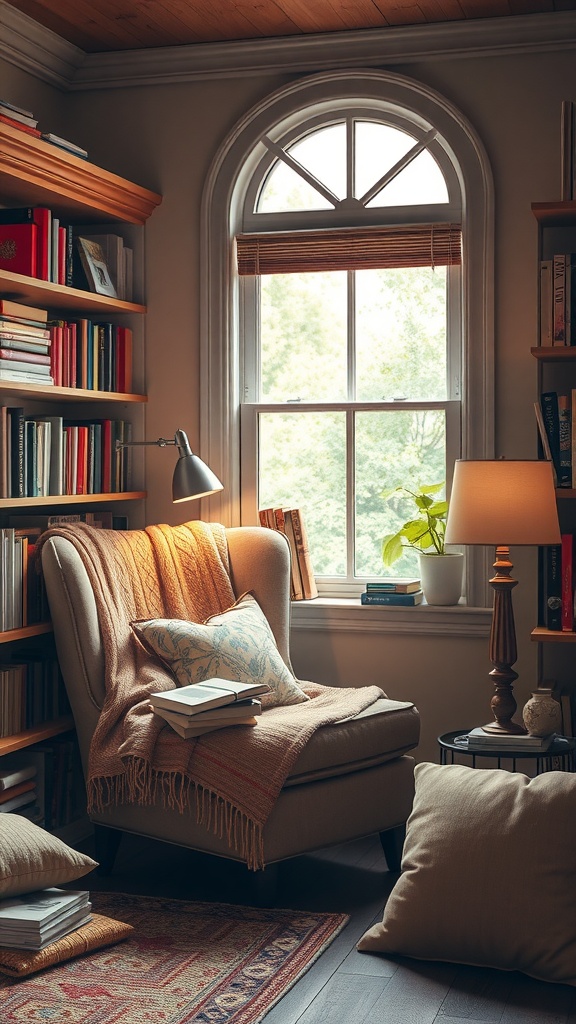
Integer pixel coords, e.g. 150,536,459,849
77,831,576,1024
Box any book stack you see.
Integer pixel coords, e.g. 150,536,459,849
258,507,318,600
465,727,560,752
360,579,423,606
0,298,52,386
0,98,40,138
0,761,38,817
150,678,269,738
0,889,91,950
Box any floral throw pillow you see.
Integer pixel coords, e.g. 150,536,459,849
131,593,309,709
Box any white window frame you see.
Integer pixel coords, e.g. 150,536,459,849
199,69,495,622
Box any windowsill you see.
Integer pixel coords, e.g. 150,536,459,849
290,597,492,636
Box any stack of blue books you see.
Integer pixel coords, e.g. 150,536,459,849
360,579,423,606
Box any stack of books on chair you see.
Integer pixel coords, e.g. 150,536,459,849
360,579,423,606
0,889,91,950
149,678,269,739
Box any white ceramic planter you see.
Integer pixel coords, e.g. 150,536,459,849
419,552,464,606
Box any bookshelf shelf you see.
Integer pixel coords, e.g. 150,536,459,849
0,492,146,509
531,347,576,362
0,268,146,314
0,622,52,644
0,382,146,403
0,717,74,757
0,115,161,836
531,626,576,643
531,201,576,226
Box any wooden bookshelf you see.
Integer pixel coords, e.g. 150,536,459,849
0,717,75,757
0,623,52,644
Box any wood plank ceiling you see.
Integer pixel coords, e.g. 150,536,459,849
3,0,576,52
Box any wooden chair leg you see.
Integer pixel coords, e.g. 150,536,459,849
379,825,406,873
94,825,123,876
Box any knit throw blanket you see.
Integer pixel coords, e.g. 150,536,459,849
40,521,383,869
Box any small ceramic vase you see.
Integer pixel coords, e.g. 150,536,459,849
522,688,562,737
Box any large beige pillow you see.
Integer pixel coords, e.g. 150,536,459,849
358,762,576,986
0,814,97,898
131,592,309,709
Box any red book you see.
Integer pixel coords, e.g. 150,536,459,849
0,223,37,276
68,321,77,389
115,326,133,393
561,533,575,632
49,324,63,387
0,347,50,365
0,112,41,136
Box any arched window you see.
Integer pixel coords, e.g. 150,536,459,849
201,71,494,607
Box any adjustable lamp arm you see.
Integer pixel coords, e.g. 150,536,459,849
116,429,223,503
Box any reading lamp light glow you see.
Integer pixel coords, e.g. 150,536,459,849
444,459,560,734
115,429,223,503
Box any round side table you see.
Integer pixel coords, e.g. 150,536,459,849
438,729,575,775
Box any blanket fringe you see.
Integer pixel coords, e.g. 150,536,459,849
88,761,265,871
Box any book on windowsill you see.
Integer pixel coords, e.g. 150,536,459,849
465,727,559,750
149,678,270,716
365,578,421,594
360,590,423,606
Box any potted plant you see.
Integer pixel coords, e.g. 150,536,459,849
381,482,463,606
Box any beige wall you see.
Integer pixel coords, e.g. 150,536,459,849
2,41,571,763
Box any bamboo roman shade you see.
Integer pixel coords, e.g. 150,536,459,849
236,223,462,275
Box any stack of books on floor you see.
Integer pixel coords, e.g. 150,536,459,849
149,678,268,738
465,727,559,751
360,579,423,606
0,889,91,950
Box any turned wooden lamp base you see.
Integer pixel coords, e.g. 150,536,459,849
482,545,526,735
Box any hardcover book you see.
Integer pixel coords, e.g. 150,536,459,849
0,223,37,277
360,591,424,606
153,707,259,739
149,678,270,715
366,578,421,594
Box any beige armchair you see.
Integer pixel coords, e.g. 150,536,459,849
41,525,420,878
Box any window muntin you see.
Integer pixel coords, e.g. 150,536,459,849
241,113,461,588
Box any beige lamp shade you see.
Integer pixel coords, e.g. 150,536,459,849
444,460,561,547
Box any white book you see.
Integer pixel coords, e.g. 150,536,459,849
466,727,557,750
157,698,262,725
149,678,270,715
153,707,258,739
0,906,92,950
0,889,89,931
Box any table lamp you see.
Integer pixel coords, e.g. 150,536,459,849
116,428,223,502
444,459,561,734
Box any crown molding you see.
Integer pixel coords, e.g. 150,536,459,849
0,1,84,90
1,1,576,92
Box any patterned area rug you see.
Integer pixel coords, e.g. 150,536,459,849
0,891,349,1023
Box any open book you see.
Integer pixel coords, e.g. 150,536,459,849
149,678,269,716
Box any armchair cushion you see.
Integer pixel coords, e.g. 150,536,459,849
132,593,309,709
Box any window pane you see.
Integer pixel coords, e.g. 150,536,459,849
355,121,415,200
356,267,447,401
257,161,333,212
355,409,446,577
259,411,346,576
368,149,448,207
289,124,347,201
261,272,348,401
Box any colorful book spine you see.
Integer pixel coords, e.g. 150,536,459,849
561,533,575,631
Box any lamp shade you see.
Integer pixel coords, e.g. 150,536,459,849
172,429,223,503
444,460,561,546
